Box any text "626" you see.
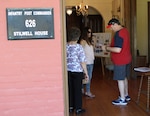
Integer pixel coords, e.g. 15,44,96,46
25,19,36,27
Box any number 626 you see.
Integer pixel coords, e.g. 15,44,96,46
25,19,36,27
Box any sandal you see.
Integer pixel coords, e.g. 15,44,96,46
85,92,95,98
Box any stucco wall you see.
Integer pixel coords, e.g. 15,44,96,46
0,0,64,116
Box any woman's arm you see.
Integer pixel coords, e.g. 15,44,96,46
81,62,89,79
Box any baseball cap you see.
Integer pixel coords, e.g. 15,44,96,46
106,18,120,28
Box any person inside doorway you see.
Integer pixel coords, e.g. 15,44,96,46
101,18,132,105
79,27,95,98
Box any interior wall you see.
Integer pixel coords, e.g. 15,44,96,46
66,0,149,62
137,0,149,57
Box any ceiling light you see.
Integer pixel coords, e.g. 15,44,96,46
76,0,88,16
66,9,72,15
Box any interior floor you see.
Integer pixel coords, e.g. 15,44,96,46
69,58,150,116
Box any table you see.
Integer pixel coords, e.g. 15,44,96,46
134,67,150,111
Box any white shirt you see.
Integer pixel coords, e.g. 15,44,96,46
83,44,95,64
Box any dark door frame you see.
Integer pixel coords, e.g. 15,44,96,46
148,2,150,65
124,0,136,78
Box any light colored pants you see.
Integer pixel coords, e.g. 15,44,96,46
85,64,94,93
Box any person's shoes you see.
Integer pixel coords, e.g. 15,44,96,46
85,92,95,98
112,98,127,105
69,107,74,113
125,95,131,102
76,108,86,114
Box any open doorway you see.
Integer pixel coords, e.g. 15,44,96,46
65,6,104,115
66,6,104,33
65,5,105,87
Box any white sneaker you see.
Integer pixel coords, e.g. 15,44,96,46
112,98,127,105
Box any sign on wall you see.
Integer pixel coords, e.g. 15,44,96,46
93,33,111,57
6,8,54,40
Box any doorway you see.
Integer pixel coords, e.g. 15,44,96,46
66,6,104,33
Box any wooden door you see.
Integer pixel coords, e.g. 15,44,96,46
66,11,103,33
87,15,103,33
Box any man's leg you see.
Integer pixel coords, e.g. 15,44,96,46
112,64,128,105
118,80,125,99
124,78,128,96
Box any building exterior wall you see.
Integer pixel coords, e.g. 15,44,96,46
0,0,64,116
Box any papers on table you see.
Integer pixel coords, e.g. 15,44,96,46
134,67,150,72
